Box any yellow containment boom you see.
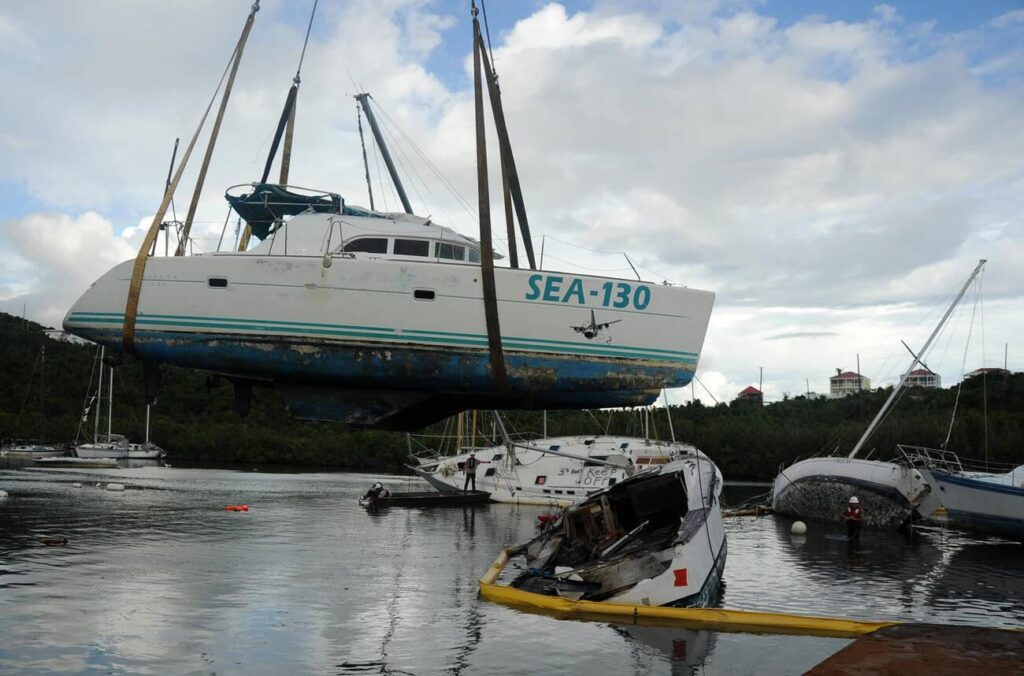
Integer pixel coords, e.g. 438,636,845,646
478,548,898,639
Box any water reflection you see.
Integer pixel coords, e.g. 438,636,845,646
0,470,1020,675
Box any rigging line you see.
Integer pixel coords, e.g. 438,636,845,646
295,0,318,78
374,116,430,212
480,0,497,74
371,102,479,220
541,233,626,256
943,280,981,449
368,125,391,213
374,111,464,229
693,375,721,405
539,253,633,272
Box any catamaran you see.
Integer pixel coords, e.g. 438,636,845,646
62,2,715,431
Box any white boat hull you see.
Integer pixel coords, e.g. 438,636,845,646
772,457,933,529
414,436,704,506
63,214,715,430
922,468,1024,542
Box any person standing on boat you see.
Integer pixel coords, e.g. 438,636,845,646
845,496,863,539
463,452,486,492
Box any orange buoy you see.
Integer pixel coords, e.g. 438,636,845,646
225,504,250,512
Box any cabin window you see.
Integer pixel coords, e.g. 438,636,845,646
468,247,481,263
554,490,563,495
484,467,496,477
584,439,595,445
607,478,617,486
208,277,228,288
413,289,436,301
394,239,429,256
343,237,387,253
492,453,504,461
620,443,630,449
436,242,466,260
535,476,547,485
548,445,561,451
584,456,608,467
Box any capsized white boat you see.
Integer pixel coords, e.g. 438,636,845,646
61,4,715,431
771,260,986,529
507,456,726,608
414,433,711,507
904,446,1024,542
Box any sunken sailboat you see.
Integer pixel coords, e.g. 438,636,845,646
771,260,987,529
508,455,726,608
63,3,715,431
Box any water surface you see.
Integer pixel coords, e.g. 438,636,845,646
1,467,1020,674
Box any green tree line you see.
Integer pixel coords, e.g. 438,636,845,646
2,312,1021,478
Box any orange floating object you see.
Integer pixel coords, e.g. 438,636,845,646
225,504,250,512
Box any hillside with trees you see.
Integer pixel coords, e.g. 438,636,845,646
2,312,1021,478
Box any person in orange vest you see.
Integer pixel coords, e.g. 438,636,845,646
845,496,863,539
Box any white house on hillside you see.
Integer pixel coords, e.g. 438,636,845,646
829,370,870,398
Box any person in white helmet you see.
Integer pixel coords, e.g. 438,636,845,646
363,481,390,502
845,495,863,539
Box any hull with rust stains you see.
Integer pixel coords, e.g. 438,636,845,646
64,213,714,429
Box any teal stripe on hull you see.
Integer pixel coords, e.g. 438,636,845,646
67,312,698,364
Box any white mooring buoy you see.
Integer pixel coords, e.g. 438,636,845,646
0,490,8,499
72,482,83,488
105,483,126,492
791,520,807,535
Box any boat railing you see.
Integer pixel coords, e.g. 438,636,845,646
896,445,964,473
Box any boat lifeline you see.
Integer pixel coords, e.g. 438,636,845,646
505,456,725,607
61,6,715,431
771,260,986,529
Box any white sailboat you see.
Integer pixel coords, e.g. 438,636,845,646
414,419,713,507
506,453,726,608
75,347,165,460
771,260,987,529
1,345,64,460
902,448,1024,542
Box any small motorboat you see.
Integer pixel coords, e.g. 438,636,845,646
359,490,490,509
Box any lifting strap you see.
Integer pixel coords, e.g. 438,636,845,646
477,29,537,270
122,3,259,354
176,2,259,256
238,0,317,252
473,10,508,389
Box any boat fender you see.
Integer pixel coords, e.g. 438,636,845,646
791,520,807,535
106,483,126,492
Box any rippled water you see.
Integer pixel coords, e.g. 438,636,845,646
0,467,1021,674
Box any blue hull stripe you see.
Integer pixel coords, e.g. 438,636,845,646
67,312,698,364
932,471,1024,497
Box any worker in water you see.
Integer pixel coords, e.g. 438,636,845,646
845,496,863,539
463,452,486,492
363,481,389,501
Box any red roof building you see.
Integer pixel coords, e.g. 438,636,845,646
829,370,870,398
905,368,941,389
737,386,763,405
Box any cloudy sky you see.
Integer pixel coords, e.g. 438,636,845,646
1,0,1022,405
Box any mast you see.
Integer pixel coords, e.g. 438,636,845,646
107,364,113,438
848,259,987,458
94,347,104,443
145,405,151,444
356,105,375,211
355,93,412,214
